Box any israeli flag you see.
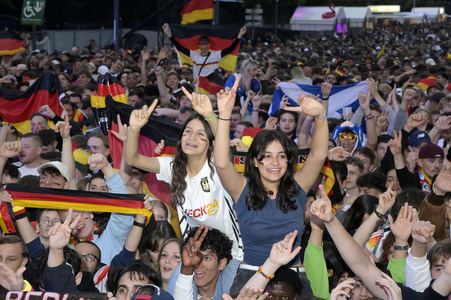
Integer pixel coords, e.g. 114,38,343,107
270,81,368,119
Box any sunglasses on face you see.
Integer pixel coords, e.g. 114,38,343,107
339,132,357,140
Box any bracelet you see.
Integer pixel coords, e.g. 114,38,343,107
393,243,409,251
316,111,327,119
218,116,232,121
322,96,329,100
257,266,275,279
374,210,384,219
252,109,259,112
365,114,375,121
133,221,146,228
204,114,217,122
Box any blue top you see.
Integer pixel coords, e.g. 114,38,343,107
233,178,306,266
225,74,260,108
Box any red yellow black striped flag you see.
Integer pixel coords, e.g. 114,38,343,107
0,31,26,55
170,24,241,94
180,0,214,25
6,184,152,217
0,72,63,134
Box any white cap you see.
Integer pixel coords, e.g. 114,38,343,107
98,65,109,75
425,58,436,66
38,161,70,181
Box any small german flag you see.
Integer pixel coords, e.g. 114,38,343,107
335,67,345,76
180,0,214,25
0,31,26,55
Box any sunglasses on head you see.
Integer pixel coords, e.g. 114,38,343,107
339,132,357,140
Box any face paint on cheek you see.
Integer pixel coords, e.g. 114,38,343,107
200,138,207,142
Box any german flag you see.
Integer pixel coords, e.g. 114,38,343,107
170,24,241,74
73,108,87,133
335,67,345,76
6,184,152,218
0,31,26,55
180,0,214,25
0,72,63,134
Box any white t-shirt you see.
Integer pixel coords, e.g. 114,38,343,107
13,162,39,178
157,156,244,260
190,50,222,78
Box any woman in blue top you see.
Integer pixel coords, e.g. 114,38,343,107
215,76,329,296
225,58,261,107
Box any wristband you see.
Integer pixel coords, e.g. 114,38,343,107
374,210,384,219
393,243,408,251
218,117,232,121
204,114,217,122
316,111,327,120
133,221,146,228
257,266,275,279
322,96,329,100
252,109,259,112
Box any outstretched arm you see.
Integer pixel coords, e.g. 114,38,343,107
311,185,388,300
214,76,247,201
124,100,161,173
55,113,77,190
285,95,328,192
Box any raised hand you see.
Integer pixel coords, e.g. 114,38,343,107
279,95,289,110
217,75,240,116
264,117,278,130
328,146,350,161
182,86,214,119
377,182,396,214
162,23,172,38
388,130,402,156
237,26,247,39
310,185,334,222
405,113,428,132
88,153,110,171
143,194,154,212
0,262,26,291
375,272,402,300
39,104,56,119
434,163,451,194
268,230,301,267
251,91,262,110
0,141,21,159
182,225,209,269
358,91,371,114
376,110,389,130
321,82,332,99
285,94,325,118
49,208,81,250
388,203,417,245
111,114,129,142
411,220,435,244
129,100,158,130
366,78,378,97
141,48,151,62
153,139,165,155
54,112,72,139
330,278,355,300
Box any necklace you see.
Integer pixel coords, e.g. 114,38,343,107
200,296,213,300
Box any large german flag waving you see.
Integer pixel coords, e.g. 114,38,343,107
170,24,241,74
0,31,26,55
0,72,63,134
180,0,214,25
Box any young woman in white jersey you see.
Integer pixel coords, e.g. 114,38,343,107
124,96,243,295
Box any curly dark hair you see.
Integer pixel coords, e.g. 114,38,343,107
245,130,299,212
110,262,161,295
186,227,233,264
170,112,215,206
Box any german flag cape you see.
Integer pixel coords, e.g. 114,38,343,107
231,148,336,195
170,24,241,73
0,72,63,134
6,184,152,218
0,31,26,55
180,0,214,24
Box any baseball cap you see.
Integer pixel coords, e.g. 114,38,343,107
425,58,436,66
418,143,444,159
131,284,174,300
98,65,109,75
408,131,431,147
38,161,70,181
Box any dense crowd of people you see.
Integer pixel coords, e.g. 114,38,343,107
0,19,450,300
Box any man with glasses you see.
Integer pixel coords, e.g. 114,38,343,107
36,208,61,248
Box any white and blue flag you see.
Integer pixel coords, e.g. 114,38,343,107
270,81,368,118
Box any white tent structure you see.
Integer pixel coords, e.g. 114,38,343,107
290,6,347,32
336,6,373,29
411,7,445,22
